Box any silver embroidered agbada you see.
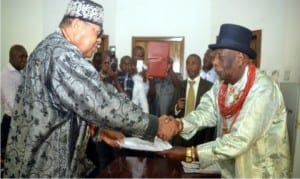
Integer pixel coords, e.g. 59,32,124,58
181,67,291,178
3,30,158,178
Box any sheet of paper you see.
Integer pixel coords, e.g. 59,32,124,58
118,136,172,152
181,161,221,173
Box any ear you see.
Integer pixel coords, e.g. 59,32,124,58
236,52,247,66
71,18,84,35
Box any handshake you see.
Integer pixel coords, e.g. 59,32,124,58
96,115,183,148
157,115,183,141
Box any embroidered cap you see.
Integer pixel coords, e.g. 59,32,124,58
64,0,104,27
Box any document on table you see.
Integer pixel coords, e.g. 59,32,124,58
181,161,221,173
118,136,172,152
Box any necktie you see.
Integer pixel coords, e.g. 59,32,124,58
185,80,195,115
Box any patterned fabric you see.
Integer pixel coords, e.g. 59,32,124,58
181,68,291,177
3,29,158,178
118,71,134,99
64,0,104,26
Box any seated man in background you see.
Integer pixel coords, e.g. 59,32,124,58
1,44,28,165
168,54,215,147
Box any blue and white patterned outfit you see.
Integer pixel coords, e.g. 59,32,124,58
3,29,158,178
118,71,134,99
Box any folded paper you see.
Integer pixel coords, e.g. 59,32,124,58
118,136,172,152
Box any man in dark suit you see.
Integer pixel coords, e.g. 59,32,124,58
168,54,216,146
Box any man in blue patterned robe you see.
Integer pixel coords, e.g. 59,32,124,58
3,0,178,177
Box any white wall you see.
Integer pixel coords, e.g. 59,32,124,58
1,0,43,67
211,0,300,82
283,0,300,83
43,0,69,36
211,0,285,69
1,0,299,82
114,0,211,77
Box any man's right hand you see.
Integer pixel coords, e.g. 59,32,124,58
177,97,185,110
156,146,186,161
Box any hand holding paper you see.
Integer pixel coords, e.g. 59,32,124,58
157,146,186,160
100,129,125,148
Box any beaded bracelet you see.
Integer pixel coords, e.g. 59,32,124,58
191,146,196,162
185,147,193,163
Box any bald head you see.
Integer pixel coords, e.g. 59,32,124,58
9,44,28,71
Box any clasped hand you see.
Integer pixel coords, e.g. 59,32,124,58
157,115,181,141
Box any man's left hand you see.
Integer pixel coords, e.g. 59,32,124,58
100,129,125,148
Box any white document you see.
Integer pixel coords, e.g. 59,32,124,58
118,136,172,152
181,161,221,173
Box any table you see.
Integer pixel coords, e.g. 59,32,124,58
97,156,221,178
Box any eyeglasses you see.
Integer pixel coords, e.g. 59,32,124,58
97,29,104,39
84,21,104,39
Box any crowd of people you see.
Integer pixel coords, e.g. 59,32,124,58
0,0,291,178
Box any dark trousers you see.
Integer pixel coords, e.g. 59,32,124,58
86,139,116,178
1,114,11,157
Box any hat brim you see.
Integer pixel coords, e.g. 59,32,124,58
209,41,257,59
65,15,103,27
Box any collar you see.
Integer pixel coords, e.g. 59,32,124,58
227,65,249,94
187,74,201,83
7,62,19,72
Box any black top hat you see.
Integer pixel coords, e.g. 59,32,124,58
209,23,256,59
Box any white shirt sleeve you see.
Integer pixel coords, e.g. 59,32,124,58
132,75,149,113
1,64,22,117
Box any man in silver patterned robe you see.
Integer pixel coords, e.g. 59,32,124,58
3,0,178,177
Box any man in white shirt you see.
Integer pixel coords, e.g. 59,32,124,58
1,44,28,161
131,46,150,113
131,59,149,113
200,49,218,83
